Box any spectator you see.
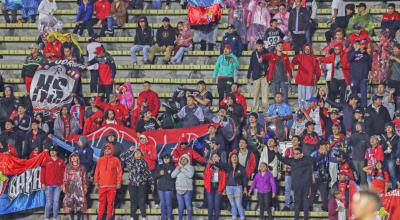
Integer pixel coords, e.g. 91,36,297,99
129,0,143,9
273,4,290,35
373,83,395,118
86,35,102,93
0,120,22,157
0,140,18,157
83,111,103,135
148,17,176,64
93,0,111,36
102,131,124,157
62,152,88,220
192,80,213,121
225,150,247,220
223,93,244,126
105,0,126,35
247,40,269,112
137,134,157,171
213,44,240,102
381,3,400,34
220,24,243,58
53,106,80,139
292,44,321,108
11,104,31,133
290,111,309,136
300,121,320,156
21,0,40,23
365,135,385,184
131,81,160,128
21,43,47,93
70,97,85,128
25,120,47,158
94,144,122,220
73,136,94,174
347,23,371,49
37,0,60,32
1,0,22,23
328,190,346,220
288,0,310,53
282,136,300,211
225,0,247,46
115,83,134,110
40,146,65,220
175,95,204,128
388,44,400,101
310,145,329,211
171,154,194,220
265,93,293,141
248,162,277,220
87,46,116,98
34,113,50,134
348,41,371,108
153,154,175,220
363,160,389,194
61,33,83,63
242,112,265,153
380,123,399,188
246,0,270,50
73,0,94,36
258,41,292,102
171,22,193,64
263,19,285,52
204,153,226,220
331,0,346,31
347,122,369,184
365,95,391,136
120,148,153,220
136,109,161,135
323,28,347,53
172,139,205,165
130,16,153,64
259,138,279,178
95,93,128,126
237,138,257,178
347,3,374,35
44,33,62,61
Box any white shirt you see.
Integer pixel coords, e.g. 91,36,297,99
332,0,345,17
87,42,102,61
309,107,323,136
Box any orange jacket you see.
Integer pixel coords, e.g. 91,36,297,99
94,144,122,188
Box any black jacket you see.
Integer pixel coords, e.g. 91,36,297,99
347,49,372,80
226,163,247,187
220,32,243,57
326,99,357,132
24,129,48,158
380,134,400,160
0,129,22,157
247,49,268,81
365,105,391,135
347,131,370,161
134,16,154,45
288,7,310,33
156,26,176,47
153,161,175,191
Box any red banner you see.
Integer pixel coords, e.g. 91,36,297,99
0,152,49,176
188,4,222,26
381,189,400,220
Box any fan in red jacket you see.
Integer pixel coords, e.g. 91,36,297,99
381,3,400,32
131,81,160,128
291,44,321,107
93,0,111,21
44,34,62,61
95,94,128,126
137,134,157,171
259,42,292,82
83,111,104,135
347,25,371,49
88,47,117,97
237,139,257,178
219,82,247,117
172,137,205,165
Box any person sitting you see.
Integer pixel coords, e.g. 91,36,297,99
273,4,290,35
93,0,111,36
130,16,153,64
105,0,127,35
73,0,94,36
44,33,62,61
246,0,271,50
171,22,193,64
61,33,83,63
148,17,176,64
381,3,400,35
0,0,22,23
346,3,374,35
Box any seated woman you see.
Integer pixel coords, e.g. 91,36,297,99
171,22,193,64
272,4,289,36
105,0,127,35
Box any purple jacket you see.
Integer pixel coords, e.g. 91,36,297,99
249,171,276,193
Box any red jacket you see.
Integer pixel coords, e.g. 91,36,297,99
292,51,321,86
40,156,66,186
260,52,292,82
137,90,160,117
203,164,226,194
44,40,62,61
219,91,247,117
240,150,256,178
172,146,205,165
83,111,104,135
94,0,111,20
348,31,371,47
94,145,123,188
364,145,384,168
95,96,129,125
139,142,157,170
319,44,350,85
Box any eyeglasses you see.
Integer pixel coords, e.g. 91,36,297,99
294,152,301,155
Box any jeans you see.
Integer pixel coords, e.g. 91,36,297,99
106,16,116,32
152,0,162,9
284,175,292,208
385,158,398,188
292,33,306,54
258,192,273,220
130,45,151,63
173,47,191,64
207,184,222,220
350,79,368,108
73,21,94,36
298,85,315,108
226,186,245,218
128,184,147,219
177,191,192,220
2,9,18,23
44,185,61,219
328,79,347,103
158,190,173,220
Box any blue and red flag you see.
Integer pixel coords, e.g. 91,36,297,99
187,0,223,30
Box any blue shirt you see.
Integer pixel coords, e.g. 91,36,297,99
266,103,292,117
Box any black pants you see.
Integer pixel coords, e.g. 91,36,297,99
92,18,107,36
293,184,310,220
310,179,328,211
325,16,347,43
388,80,400,111
2,9,17,23
128,184,147,219
70,211,83,220
89,70,98,93
328,78,346,103
217,77,234,102
98,84,113,99
292,34,306,54
73,21,94,36
258,192,273,220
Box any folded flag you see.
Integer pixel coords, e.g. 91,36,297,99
188,0,223,30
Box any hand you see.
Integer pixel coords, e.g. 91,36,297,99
273,146,279,153
116,184,121,189
272,193,276,198
160,170,165,175
41,184,46,190
47,134,53,139
390,88,396,94
151,184,155,192
61,185,65,193
129,146,135,151
288,32,292,37
258,58,263,63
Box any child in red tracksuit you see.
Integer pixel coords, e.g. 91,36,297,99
94,143,122,220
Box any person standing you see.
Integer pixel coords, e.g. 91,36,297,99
153,154,175,220
365,95,391,136
41,146,65,220
94,144,122,220
86,35,102,93
21,43,47,93
288,0,310,54
220,24,243,58
347,122,369,184
204,153,226,220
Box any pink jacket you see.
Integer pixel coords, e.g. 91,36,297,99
117,82,135,110
247,1,271,28
273,11,290,34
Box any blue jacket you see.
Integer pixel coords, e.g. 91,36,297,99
347,49,371,80
220,32,243,58
76,4,93,23
74,145,94,172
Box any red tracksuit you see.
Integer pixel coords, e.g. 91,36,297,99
131,89,160,128
139,142,157,170
219,91,247,117
40,157,66,186
94,0,111,21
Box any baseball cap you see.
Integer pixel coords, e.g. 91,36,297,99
94,46,104,54
224,44,232,50
306,97,318,102
357,3,366,8
353,23,362,30
372,94,383,101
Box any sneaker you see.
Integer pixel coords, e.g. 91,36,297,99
162,60,169,64
104,30,113,34
282,206,291,211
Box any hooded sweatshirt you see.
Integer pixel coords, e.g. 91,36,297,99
95,96,129,125
94,144,122,188
138,139,157,170
153,155,175,191
347,47,372,80
171,154,194,191
134,16,154,46
40,155,66,186
292,45,321,86
93,0,111,21
73,136,94,172
117,82,135,111
155,24,176,47
213,53,240,79
82,111,103,135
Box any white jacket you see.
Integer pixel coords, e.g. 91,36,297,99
38,0,57,16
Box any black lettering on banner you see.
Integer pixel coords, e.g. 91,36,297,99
32,75,54,102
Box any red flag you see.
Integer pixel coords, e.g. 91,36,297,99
381,189,400,220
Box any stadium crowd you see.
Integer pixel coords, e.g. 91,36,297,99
0,0,400,220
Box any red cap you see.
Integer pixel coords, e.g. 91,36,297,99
95,46,105,55
224,44,232,50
